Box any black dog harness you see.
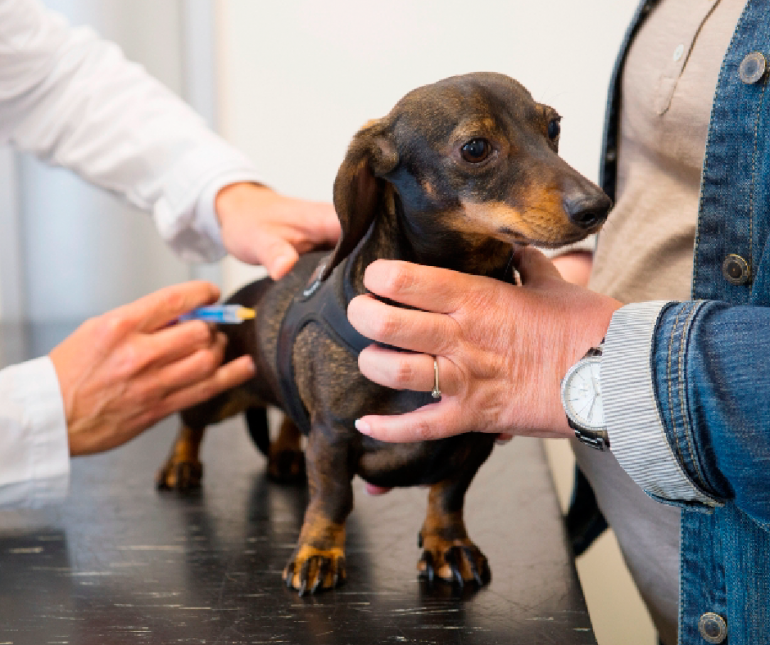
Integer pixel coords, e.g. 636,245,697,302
276,250,516,435
276,255,371,435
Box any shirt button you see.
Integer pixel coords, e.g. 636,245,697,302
722,254,751,285
739,51,767,84
698,612,728,644
673,44,685,62
605,149,617,163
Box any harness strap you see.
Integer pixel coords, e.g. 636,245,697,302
276,255,371,434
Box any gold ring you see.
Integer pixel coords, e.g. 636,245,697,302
431,357,441,399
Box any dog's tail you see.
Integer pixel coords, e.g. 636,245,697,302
245,406,271,457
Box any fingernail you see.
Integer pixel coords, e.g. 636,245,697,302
355,418,371,435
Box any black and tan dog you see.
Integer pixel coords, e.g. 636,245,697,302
156,72,611,595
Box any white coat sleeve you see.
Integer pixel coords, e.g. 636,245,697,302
0,0,264,262
0,357,70,508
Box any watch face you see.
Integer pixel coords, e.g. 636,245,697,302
563,358,605,429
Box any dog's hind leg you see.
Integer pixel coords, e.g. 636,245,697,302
246,408,305,483
417,478,492,589
155,424,206,492
267,416,305,483
283,425,353,595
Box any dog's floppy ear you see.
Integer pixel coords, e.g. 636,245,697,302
321,120,397,280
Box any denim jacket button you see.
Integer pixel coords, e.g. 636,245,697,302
739,51,767,84
698,612,727,643
722,254,751,285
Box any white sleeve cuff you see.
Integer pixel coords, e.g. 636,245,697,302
152,145,264,264
0,357,70,509
602,301,721,508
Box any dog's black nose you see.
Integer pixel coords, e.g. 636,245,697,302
564,192,612,230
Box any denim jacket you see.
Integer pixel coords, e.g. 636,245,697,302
597,1,770,643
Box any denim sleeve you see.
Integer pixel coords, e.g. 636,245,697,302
652,300,770,525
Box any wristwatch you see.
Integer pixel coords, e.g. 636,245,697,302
560,344,610,451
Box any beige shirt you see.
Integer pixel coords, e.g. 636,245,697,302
590,0,746,303
574,2,747,644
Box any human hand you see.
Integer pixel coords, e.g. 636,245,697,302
551,250,593,287
215,183,340,280
347,246,621,443
49,282,255,456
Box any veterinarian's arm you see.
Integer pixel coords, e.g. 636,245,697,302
0,281,254,509
348,246,620,440
48,281,255,457
0,0,338,278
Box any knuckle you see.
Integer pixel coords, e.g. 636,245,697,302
413,419,437,442
382,262,414,295
198,349,222,375
195,379,220,403
95,312,133,344
369,310,401,339
114,344,143,377
187,320,214,345
160,289,187,314
393,359,415,387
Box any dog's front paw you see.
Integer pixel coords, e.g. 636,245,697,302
283,545,346,596
155,457,203,492
417,533,491,589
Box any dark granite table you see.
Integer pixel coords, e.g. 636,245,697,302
0,323,596,644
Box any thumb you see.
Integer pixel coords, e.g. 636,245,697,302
513,245,562,286
255,235,300,280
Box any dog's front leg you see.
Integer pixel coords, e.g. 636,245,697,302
283,425,354,595
418,480,491,589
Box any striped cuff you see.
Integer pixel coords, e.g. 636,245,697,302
603,302,722,508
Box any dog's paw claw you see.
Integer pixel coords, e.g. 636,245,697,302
283,548,346,595
464,545,490,586
155,460,203,492
418,550,436,584
445,547,465,590
418,538,490,588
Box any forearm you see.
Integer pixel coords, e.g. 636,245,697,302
0,0,262,262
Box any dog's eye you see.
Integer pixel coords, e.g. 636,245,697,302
461,138,492,163
547,118,561,140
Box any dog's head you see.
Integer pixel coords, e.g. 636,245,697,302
322,72,611,279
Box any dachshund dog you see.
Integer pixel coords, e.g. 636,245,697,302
156,72,611,595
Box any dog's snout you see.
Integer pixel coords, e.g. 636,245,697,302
564,192,611,230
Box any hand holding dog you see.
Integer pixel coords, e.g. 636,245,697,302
216,183,340,280
49,281,255,456
349,246,621,443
